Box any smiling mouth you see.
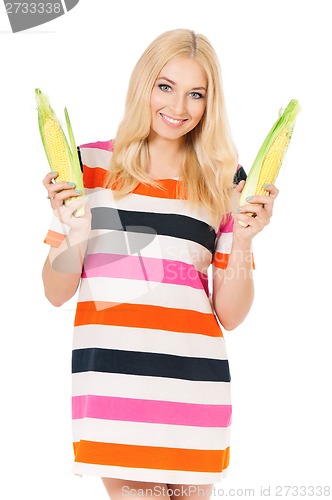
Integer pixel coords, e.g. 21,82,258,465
160,113,187,126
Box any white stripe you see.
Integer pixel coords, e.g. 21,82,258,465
72,373,231,405
72,418,231,450
84,230,212,273
81,147,112,170
215,232,233,254
77,277,212,313
46,214,70,237
72,461,228,483
85,187,215,228
72,325,228,359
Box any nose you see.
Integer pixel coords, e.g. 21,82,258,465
170,93,187,117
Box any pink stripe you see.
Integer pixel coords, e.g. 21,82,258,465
79,140,113,151
220,216,233,234
216,214,233,237
82,254,209,294
72,395,232,427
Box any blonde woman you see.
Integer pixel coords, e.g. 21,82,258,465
42,29,278,500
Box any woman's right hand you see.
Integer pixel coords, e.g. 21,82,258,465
42,171,91,232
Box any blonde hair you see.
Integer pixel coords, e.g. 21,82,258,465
104,28,239,227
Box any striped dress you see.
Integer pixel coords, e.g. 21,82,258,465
44,139,245,485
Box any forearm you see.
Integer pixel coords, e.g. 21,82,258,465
212,237,254,330
42,228,90,307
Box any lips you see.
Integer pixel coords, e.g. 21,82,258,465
160,113,187,127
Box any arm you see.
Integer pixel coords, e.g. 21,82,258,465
212,182,279,330
42,225,90,307
42,172,91,307
212,236,254,330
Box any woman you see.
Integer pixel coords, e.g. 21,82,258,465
42,29,278,500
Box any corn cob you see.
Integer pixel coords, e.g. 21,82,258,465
35,88,85,216
239,99,301,223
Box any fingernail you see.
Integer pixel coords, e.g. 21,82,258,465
231,212,236,217
246,196,253,201
68,182,75,186
236,206,242,211
263,184,269,188
51,171,57,175
75,189,82,194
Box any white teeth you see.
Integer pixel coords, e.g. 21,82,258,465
161,114,184,124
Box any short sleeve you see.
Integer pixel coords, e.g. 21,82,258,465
212,214,234,269
43,213,70,247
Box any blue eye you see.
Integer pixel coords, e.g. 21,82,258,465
158,84,172,92
189,92,204,99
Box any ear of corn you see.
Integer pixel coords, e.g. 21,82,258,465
239,99,301,208
35,88,85,217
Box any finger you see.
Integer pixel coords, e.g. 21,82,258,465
62,195,89,215
50,192,82,213
235,203,265,217
52,196,89,223
250,200,274,219
241,196,274,217
43,170,58,187
260,183,279,197
234,212,266,232
47,182,78,200
244,195,270,206
235,179,246,193
234,213,258,230
54,188,82,202
235,204,273,229
239,184,279,205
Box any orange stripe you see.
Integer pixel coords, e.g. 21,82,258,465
73,441,230,473
132,179,183,199
212,252,255,270
83,165,108,189
212,252,230,269
82,165,183,200
74,301,223,337
44,229,65,248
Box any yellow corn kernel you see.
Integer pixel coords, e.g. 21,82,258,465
43,118,75,184
255,127,293,196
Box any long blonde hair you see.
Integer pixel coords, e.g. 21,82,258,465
104,29,239,227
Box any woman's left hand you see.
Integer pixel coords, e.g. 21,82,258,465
232,180,279,241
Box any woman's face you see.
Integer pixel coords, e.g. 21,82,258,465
149,57,208,143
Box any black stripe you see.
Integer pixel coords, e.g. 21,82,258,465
77,146,83,173
91,207,216,253
233,165,247,185
72,348,230,383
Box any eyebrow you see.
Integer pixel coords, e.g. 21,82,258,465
157,76,207,92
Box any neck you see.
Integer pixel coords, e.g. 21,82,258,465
147,134,185,178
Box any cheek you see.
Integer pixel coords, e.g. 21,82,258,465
150,91,165,114
190,102,206,123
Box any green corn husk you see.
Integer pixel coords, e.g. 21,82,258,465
239,99,301,206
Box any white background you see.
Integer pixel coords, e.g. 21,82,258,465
1,1,331,499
